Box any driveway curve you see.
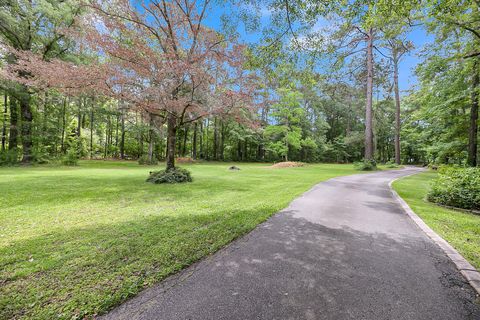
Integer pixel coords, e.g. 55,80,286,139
101,167,480,320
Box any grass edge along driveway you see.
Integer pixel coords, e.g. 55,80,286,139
392,171,480,271
1,161,383,320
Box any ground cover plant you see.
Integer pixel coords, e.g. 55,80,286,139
1,160,368,319
393,171,480,270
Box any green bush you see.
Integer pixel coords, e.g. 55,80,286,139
427,167,480,210
62,149,79,166
354,159,377,171
385,160,399,168
32,147,51,164
0,149,19,166
146,167,192,184
138,155,158,165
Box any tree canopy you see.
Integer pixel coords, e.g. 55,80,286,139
0,0,478,167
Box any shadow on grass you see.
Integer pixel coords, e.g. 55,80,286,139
0,205,277,319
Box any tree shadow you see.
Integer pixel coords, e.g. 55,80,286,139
0,204,278,319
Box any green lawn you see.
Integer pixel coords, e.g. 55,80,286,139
393,171,480,270
1,160,366,319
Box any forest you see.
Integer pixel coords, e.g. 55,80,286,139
0,0,477,169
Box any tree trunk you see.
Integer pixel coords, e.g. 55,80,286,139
258,105,268,161
137,112,143,158
76,99,82,138
393,50,401,165
20,91,33,163
468,60,479,167
213,117,218,160
364,28,375,161
1,93,7,151
60,98,67,153
104,118,108,158
346,100,352,136
192,122,197,159
199,120,203,159
182,125,188,156
237,140,242,161
166,113,177,170
90,104,94,159
115,113,119,157
220,122,225,160
120,109,125,159
205,118,210,160
148,114,155,163
244,137,248,161
257,144,263,161
42,93,49,147
285,137,289,161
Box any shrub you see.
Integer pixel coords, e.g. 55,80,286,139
62,149,79,166
385,160,399,168
138,155,158,165
32,147,51,164
353,159,377,171
427,167,480,210
0,149,19,166
146,167,192,184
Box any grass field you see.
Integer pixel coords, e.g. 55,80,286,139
1,160,369,319
393,171,480,270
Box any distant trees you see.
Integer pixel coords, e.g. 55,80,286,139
0,0,81,163
0,0,478,167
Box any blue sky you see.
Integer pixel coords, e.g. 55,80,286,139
398,27,434,92
204,3,434,93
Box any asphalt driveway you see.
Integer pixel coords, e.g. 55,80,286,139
101,167,480,320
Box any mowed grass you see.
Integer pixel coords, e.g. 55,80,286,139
1,160,362,319
393,171,480,270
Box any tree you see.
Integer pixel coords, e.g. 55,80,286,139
426,0,480,166
0,0,80,163
402,57,472,165
378,35,413,164
2,0,255,170
265,88,310,161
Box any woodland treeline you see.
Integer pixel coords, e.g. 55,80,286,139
0,0,478,167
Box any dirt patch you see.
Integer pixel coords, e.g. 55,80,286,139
269,161,305,168
176,157,195,164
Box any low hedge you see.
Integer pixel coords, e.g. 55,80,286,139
427,167,480,210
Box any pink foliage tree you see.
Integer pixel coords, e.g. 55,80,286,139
2,0,256,170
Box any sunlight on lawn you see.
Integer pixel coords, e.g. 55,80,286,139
0,161,358,319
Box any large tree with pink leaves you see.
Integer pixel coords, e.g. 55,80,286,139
2,0,255,170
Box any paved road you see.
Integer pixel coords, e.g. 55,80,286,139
102,168,480,320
